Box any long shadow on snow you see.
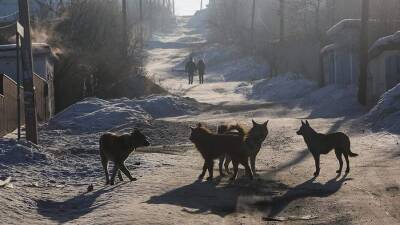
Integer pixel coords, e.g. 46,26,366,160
146,176,289,216
255,174,352,218
36,184,122,223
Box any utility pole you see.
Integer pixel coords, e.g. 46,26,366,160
18,0,38,144
16,22,24,141
139,0,143,47
358,0,370,105
122,0,128,57
251,0,256,45
279,0,285,42
172,0,175,16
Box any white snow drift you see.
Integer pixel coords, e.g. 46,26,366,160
367,83,400,132
249,73,317,101
48,96,198,133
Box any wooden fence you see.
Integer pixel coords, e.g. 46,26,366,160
0,73,49,137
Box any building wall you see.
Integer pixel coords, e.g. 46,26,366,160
0,54,49,81
367,50,400,105
322,47,359,87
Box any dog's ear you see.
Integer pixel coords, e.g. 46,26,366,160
306,120,310,126
263,120,269,127
190,126,195,131
301,120,305,125
197,123,202,128
252,119,258,126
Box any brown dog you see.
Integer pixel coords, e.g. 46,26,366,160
100,129,150,185
297,120,358,177
220,120,269,175
190,123,253,181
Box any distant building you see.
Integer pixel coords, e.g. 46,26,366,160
367,31,400,106
321,19,361,87
321,19,384,87
0,43,56,136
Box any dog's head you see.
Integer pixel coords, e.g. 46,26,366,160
249,119,269,141
189,123,207,143
131,128,150,147
217,124,229,134
296,120,311,136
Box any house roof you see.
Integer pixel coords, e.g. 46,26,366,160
327,19,361,37
320,44,337,55
369,31,400,60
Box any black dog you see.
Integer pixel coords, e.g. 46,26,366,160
297,120,358,177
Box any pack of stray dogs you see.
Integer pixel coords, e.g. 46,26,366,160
99,120,358,185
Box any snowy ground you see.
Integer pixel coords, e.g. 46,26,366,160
1,10,400,225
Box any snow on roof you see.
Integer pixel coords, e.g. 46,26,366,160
320,44,337,55
369,31,400,60
327,19,360,37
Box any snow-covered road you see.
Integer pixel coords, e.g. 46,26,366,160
1,10,400,225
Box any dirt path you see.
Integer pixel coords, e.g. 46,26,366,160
1,16,399,225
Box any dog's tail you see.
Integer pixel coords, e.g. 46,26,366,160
348,150,358,157
227,124,246,138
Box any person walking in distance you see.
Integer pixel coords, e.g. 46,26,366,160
185,57,197,85
197,59,205,84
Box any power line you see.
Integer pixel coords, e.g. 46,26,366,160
0,11,19,19
0,21,17,29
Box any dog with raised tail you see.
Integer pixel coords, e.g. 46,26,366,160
296,120,358,177
219,120,269,176
190,123,253,181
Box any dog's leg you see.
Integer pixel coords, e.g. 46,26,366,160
312,153,320,177
118,170,124,181
206,159,214,180
110,164,119,185
335,149,343,174
343,152,350,173
118,162,137,182
218,155,226,177
230,160,239,181
198,161,207,179
250,154,257,176
242,159,253,180
100,151,110,185
224,154,231,174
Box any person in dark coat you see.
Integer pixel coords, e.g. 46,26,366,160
185,57,197,85
197,59,206,84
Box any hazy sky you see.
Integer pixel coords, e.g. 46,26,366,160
175,0,209,16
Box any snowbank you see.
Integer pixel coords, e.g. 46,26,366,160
0,139,48,166
249,73,317,101
112,95,198,118
187,9,209,30
300,85,363,118
49,98,151,133
366,83,400,132
49,96,198,133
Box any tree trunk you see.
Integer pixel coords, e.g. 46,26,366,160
279,0,285,42
358,0,370,105
251,0,256,45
